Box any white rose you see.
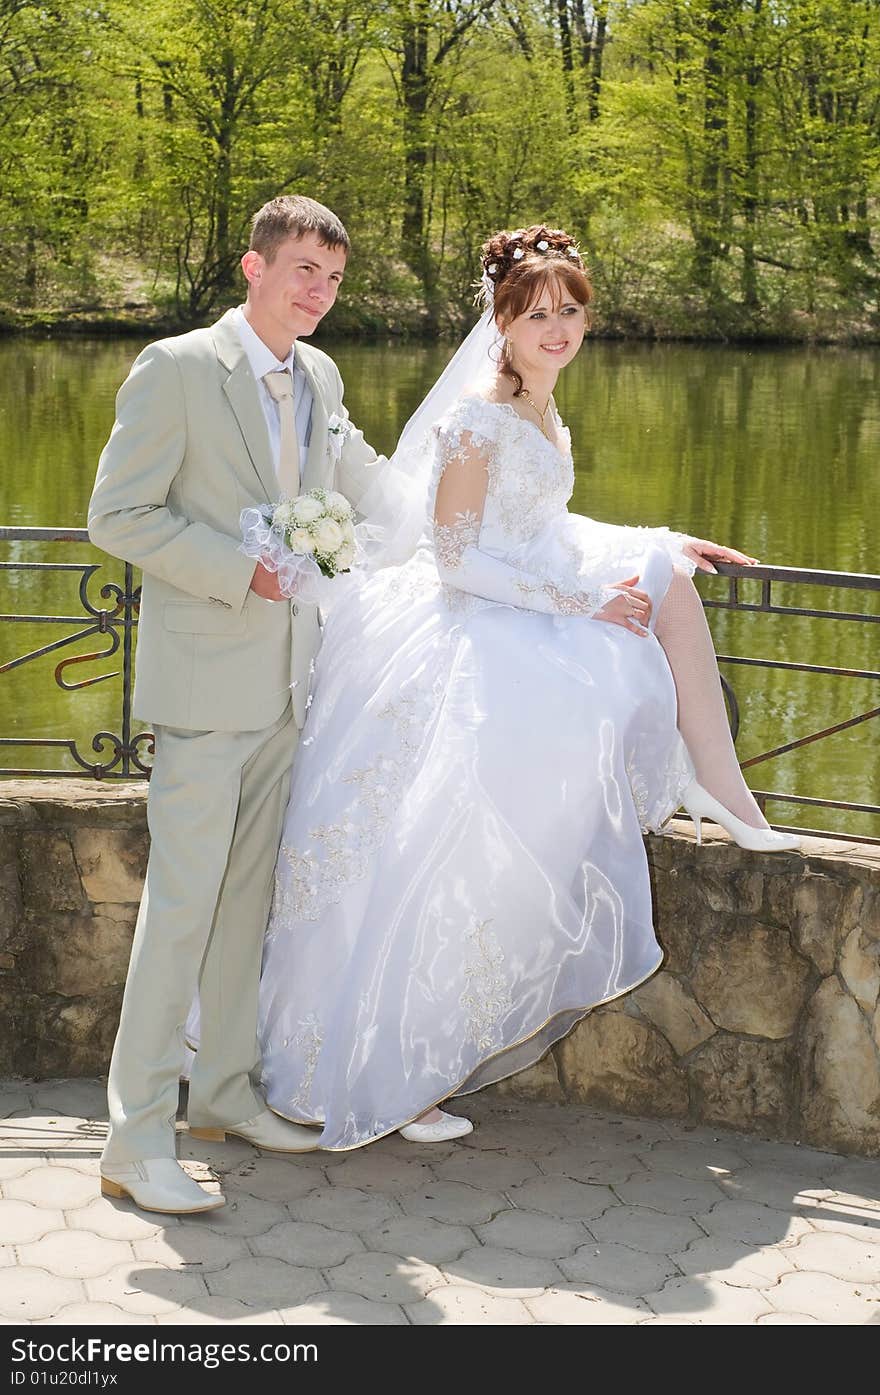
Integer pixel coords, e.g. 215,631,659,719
290,527,315,554
325,490,352,520
292,495,324,525
336,541,356,569
341,519,356,544
272,501,296,527
313,517,344,553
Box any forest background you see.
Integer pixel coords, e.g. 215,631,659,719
1,0,878,340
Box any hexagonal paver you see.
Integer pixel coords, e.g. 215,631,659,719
826,1159,880,1198
0,1267,83,1321
399,1182,507,1226
133,1229,250,1272
250,1220,363,1267
806,1209,878,1242
526,1284,649,1324
615,1170,726,1216
85,1262,210,1316
226,1156,323,1203
0,1085,32,1118
637,1141,750,1180
180,1193,286,1237
18,1231,133,1279
787,1232,880,1283
539,1149,644,1187
327,1252,445,1303
5,1166,95,1209
0,1154,49,1182
755,1311,823,1324
32,1080,108,1119
671,1236,795,1289
559,1242,678,1295
694,1200,813,1247
0,1199,65,1244
67,1198,178,1241
714,1167,837,1212
280,1292,408,1325
0,1247,14,1269
507,1175,614,1220
590,1205,703,1254
646,1275,774,1323
289,1187,399,1233
156,1299,284,1325
36,1303,156,1326
430,1151,541,1190
362,1217,476,1265
766,1272,880,1323
444,1246,562,1298
728,1138,847,1180
476,1210,586,1259
329,1153,435,1193
205,1256,326,1309
406,1284,534,1324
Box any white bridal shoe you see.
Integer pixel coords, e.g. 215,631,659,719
100,1158,225,1214
399,1110,474,1143
681,780,802,853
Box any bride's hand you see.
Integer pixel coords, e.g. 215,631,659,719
595,576,652,635
682,537,759,574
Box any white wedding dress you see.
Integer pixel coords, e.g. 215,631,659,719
253,395,696,1150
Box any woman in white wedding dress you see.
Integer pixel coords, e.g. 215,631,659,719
251,226,799,1152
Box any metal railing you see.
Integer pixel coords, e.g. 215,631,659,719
0,527,153,778
0,528,877,840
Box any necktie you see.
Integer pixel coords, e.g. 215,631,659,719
263,369,301,498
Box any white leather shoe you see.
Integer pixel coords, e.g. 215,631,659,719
398,1110,474,1143
100,1158,225,1214
681,780,802,853
189,1109,320,1153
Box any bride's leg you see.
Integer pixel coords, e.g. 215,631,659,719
654,565,769,830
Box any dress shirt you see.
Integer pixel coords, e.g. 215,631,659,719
232,306,313,485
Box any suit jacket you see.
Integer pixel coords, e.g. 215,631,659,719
88,308,381,730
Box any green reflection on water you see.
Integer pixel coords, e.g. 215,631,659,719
0,336,877,834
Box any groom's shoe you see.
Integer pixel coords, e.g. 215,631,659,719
189,1109,320,1153
100,1158,225,1214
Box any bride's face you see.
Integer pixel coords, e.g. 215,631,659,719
502,285,586,377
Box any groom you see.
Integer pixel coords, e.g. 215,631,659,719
89,195,383,1213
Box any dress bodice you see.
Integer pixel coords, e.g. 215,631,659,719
433,396,574,557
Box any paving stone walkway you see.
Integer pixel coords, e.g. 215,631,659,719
0,1080,878,1325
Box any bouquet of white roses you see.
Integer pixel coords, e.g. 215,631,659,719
240,488,358,602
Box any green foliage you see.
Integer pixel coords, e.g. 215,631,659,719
0,0,877,337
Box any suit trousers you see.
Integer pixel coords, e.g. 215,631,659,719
101,705,299,1168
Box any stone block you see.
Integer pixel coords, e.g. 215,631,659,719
690,920,812,1039
0,830,23,951
801,977,880,1155
487,1050,564,1103
766,871,853,975
687,1033,795,1136
838,918,880,1017
556,1008,688,1117
72,828,147,905
18,911,133,998
19,832,83,914
630,973,716,1057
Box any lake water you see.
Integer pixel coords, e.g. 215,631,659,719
0,335,877,837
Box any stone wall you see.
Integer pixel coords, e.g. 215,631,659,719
1,780,878,1156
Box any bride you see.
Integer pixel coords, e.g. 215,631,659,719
200,225,799,1152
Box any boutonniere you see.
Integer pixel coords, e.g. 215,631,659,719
327,412,353,463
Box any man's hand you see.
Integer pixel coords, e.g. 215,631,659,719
682,538,759,574
249,560,287,602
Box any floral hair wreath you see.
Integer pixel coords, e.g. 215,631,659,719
479,229,583,303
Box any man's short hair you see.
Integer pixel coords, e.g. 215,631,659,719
249,195,350,263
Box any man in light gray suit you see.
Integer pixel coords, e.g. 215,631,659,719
89,196,384,1213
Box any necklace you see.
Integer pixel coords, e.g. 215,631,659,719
519,388,554,441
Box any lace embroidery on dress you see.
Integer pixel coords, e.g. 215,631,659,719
273,671,449,925
434,510,480,569
461,919,512,1052
284,1013,323,1111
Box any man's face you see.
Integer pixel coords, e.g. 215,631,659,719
242,232,347,342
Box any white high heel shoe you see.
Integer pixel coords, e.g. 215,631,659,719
398,1110,474,1143
681,780,802,853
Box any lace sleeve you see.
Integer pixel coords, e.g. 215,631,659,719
432,419,603,617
